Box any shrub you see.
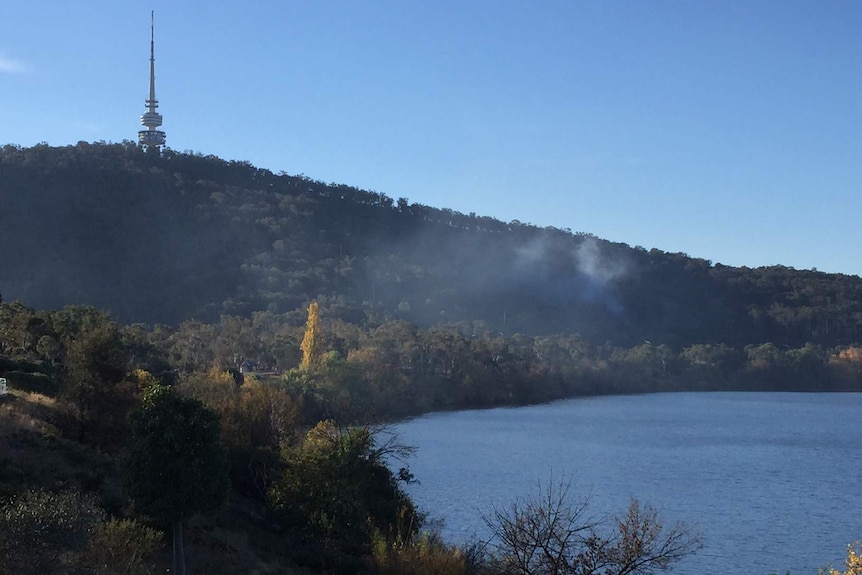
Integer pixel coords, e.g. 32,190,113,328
373,532,480,575
269,421,418,552
82,518,164,575
485,480,701,575
0,489,105,574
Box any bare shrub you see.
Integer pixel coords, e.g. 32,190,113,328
485,480,700,575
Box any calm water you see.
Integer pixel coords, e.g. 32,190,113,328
393,392,862,574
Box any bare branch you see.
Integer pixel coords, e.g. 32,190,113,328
483,480,700,575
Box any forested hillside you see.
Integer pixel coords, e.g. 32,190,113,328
2,141,861,350
2,142,862,573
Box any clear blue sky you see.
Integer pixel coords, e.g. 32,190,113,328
2,2,861,276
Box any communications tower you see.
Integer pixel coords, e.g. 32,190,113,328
138,11,166,149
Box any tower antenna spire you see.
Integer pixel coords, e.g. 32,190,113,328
138,10,166,150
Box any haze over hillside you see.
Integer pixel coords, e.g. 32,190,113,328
2,142,862,349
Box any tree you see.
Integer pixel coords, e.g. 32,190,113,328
269,421,418,553
829,543,862,575
300,300,323,369
62,317,136,449
178,368,302,499
124,384,229,575
485,479,700,575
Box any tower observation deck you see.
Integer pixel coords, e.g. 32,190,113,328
138,11,166,149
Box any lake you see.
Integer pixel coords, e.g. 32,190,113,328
392,392,862,574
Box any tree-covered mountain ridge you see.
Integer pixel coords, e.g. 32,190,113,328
2,140,862,351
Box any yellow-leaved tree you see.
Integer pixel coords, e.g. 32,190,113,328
830,544,862,575
300,301,322,370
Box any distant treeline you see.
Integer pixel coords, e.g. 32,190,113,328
2,142,862,352
3,302,861,431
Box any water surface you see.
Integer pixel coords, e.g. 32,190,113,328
394,392,862,574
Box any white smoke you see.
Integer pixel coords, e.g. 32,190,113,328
574,237,627,286
514,236,550,269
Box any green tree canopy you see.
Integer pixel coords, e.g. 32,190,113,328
124,384,229,575
124,384,229,526
269,421,418,552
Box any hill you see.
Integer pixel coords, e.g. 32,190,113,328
2,141,862,349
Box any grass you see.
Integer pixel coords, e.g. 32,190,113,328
0,388,114,500
0,388,62,437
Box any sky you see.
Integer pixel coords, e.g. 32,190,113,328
2,1,861,277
